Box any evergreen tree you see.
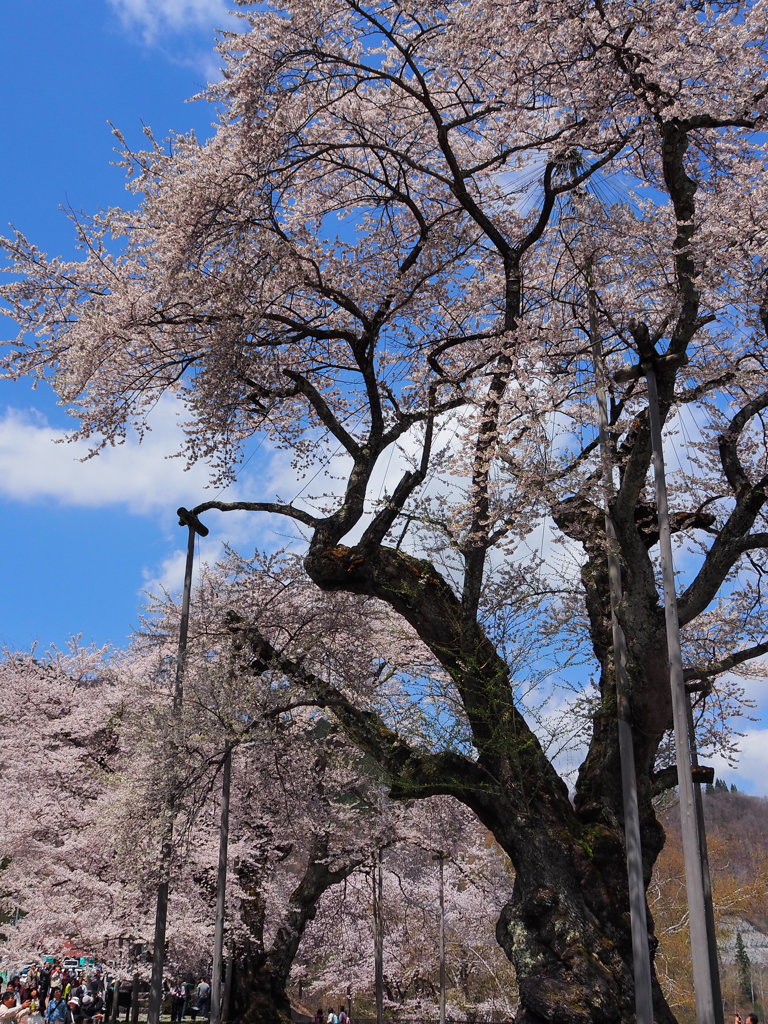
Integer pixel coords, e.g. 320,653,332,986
735,931,753,1004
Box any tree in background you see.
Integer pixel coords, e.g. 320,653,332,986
0,570,513,1024
4,2,768,1020
648,792,768,1023
296,795,516,1020
0,645,148,960
735,932,753,1006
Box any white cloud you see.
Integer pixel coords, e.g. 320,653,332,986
142,547,191,601
0,398,310,601
710,727,768,797
107,0,232,43
0,401,218,513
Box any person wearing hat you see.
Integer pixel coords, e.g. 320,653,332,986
1,990,30,1023
66,998,81,1024
79,992,103,1024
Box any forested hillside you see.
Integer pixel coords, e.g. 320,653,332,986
652,787,768,1023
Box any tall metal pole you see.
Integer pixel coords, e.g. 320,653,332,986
373,849,384,1024
434,852,446,1024
644,361,720,1024
147,508,208,1024
685,692,724,1017
210,744,233,1024
587,276,654,1024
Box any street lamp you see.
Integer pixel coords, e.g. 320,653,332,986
147,508,208,1024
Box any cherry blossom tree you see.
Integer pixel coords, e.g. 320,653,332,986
0,576,454,1023
296,795,516,1021
0,629,400,1024
4,1,768,1020
0,643,211,972
126,571,423,1024
0,644,161,965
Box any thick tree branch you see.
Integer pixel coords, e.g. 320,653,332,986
191,500,320,528
717,392,768,494
282,369,363,458
684,641,768,683
678,394,768,623
303,541,570,813
225,612,496,807
268,834,366,978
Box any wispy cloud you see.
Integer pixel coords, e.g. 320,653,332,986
107,0,233,44
0,401,219,513
711,728,768,796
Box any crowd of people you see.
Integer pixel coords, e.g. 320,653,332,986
0,963,213,1024
0,962,106,1024
168,979,210,1022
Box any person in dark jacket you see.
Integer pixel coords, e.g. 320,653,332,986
80,993,103,1024
65,998,81,1024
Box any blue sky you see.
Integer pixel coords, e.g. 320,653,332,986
0,0,272,654
0,1,765,795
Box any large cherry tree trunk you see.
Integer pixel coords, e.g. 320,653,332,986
299,537,677,1024
229,954,293,1024
489,798,671,1024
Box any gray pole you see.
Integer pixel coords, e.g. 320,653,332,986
587,278,654,1024
210,744,233,1024
222,946,234,1024
147,508,208,1024
435,852,446,1024
373,850,384,1024
685,692,724,1017
644,361,719,1024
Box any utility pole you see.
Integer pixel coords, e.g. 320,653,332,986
373,849,384,1024
433,851,446,1024
587,271,654,1024
685,692,724,1016
638,352,721,1024
210,743,233,1024
147,507,209,1024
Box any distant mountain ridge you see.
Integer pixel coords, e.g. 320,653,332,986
659,786,768,961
